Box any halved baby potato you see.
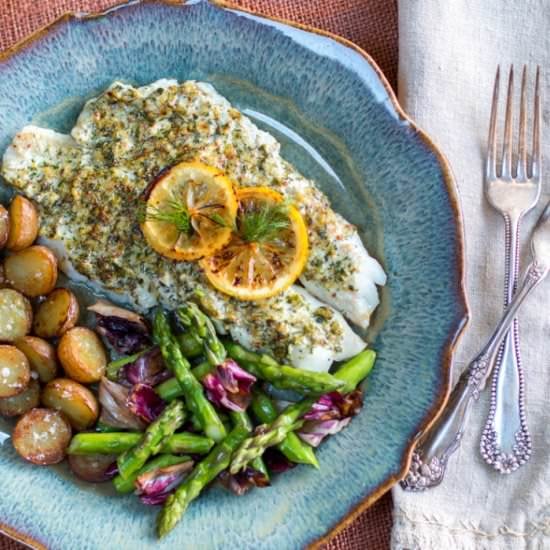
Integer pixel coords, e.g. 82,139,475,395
33,287,79,338
42,378,99,431
15,336,58,383
4,245,58,297
13,408,72,465
0,204,9,249
5,195,39,252
0,289,32,342
68,453,117,483
0,378,40,417
58,327,107,383
0,345,30,398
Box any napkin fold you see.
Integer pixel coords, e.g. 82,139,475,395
392,1,550,548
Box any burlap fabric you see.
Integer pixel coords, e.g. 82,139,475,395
0,1,397,548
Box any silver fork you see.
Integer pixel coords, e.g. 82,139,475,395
480,65,540,474
401,67,542,491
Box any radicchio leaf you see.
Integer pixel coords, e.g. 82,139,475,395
98,377,146,431
202,359,256,412
298,389,363,447
120,347,170,387
304,390,363,421
127,383,166,423
96,316,151,354
136,461,193,505
263,448,296,474
297,418,352,447
219,466,270,496
89,301,151,354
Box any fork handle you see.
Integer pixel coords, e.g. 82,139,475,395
480,215,531,472
400,261,546,491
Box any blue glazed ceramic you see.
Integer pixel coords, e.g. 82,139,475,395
0,1,468,548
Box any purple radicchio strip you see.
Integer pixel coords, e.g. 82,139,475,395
298,418,352,447
202,359,256,412
298,389,363,447
127,383,166,423
136,461,194,505
263,448,297,474
120,347,170,387
98,377,146,431
89,301,151,354
219,466,270,496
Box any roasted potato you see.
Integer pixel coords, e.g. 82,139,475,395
4,245,58,297
0,289,32,342
13,408,72,465
42,378,99,431
0,345,30,398
5,195,39,251
14,336,58,383
0,263,8,288
0,204,9,250
0,378,40,417
33,287,79,338
68,453,117,483
58,327,107,383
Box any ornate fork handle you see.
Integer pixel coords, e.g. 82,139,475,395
401,262,546,491
480,215,531,473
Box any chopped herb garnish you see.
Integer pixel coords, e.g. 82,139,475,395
239,201,290,243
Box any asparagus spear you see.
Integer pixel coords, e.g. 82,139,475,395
229,398,315,474
162,433,214,455
68,432,214,456
333,349,376,393
229,411,269,479
117,400,186,480
153,310,227,443
113,454,192,493
157,424,250,538
224,342,345,394
176,332,203,358
250,389,318,468
156,361,213,402
177,303,226,366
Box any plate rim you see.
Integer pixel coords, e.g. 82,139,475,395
0,1,470,548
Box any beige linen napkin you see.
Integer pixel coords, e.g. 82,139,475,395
392,1,550,549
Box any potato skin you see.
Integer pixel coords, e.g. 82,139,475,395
0,378,40,417
0,345,30,398
5,196,39,252
0,288,32,342
42,378,99,431
4,245,58,297
68,453,117,483
33,287,80,339
14,336,58,383
13,408,72,465
0,204,9,250
58,327,107,383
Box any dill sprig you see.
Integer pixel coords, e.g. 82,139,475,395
239,201,290,243
141,200,191,234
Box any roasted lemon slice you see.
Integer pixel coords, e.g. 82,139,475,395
141,161,238,261
200,187,309,300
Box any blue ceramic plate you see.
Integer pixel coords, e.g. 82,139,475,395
0,1,468,548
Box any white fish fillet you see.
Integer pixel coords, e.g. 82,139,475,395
2,80,386,370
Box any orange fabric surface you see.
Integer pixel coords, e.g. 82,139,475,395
0,1,397,548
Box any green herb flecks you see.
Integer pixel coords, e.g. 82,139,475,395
239,201,290,243
141,199,192,234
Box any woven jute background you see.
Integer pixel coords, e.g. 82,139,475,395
0,1,397,548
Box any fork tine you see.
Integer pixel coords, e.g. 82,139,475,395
517,66,528,179
532,66,541,179
486,66,500,180
501,66,514,178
